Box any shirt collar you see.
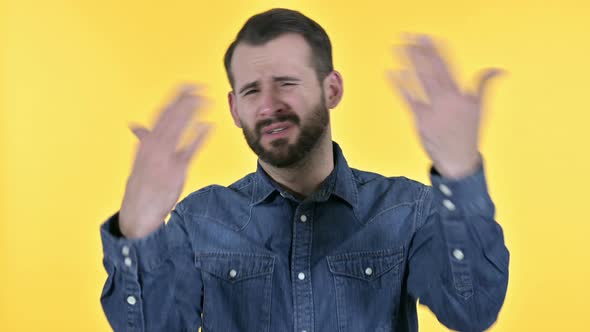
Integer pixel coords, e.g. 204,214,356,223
250,141,358,209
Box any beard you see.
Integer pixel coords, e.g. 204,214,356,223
241,98,329,168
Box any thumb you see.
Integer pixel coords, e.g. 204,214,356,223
128,124,150,141
475,68,505,103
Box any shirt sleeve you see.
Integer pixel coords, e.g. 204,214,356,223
407,160,510,332
99,202,203,332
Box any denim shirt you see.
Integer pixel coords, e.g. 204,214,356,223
100,142,509,332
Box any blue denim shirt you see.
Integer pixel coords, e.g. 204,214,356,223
100,142,509,332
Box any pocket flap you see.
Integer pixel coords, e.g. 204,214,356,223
327,247,404,281
195,252,275,282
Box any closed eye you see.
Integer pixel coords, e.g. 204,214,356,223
244,89,259,96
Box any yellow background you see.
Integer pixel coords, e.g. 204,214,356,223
2,0,590,331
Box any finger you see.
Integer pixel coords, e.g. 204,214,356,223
387,70,425,112
392,44,429,101
415,35,458,89
155,88,212,150
404,44,439,98
128,123,150,141
474,68,505,103
405,35,458,96
177,122,213,162
152,84,202,134
156,93,204,148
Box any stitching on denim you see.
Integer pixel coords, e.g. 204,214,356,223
416,186,431,232
231,175,253,191
184,214,245,233
184,177,255,231
365,202,417,226
195,252,275,258
237,203,254,232
263,256,275,332
327,246,405,261
327,252,404,281
332,273,346,332
250,173,259,206
291,210,299,332
308,206,315,332
350,172,361,225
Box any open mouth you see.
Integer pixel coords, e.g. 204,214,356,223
262,122,294,139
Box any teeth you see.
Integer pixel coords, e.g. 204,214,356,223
270,127,286,134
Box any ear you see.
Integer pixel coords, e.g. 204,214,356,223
228,91,242,128
323,70,344,109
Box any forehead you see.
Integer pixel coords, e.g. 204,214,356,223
230,33,315,86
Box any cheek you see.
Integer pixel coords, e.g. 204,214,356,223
280,90,312,114
238,112,259,133
296,82,323,106
296,92,323,117
233,101,253,125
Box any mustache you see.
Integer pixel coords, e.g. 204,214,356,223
255,113,300,133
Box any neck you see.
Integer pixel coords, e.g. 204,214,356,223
259,133,334,200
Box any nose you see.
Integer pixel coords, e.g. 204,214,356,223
257,87,284,119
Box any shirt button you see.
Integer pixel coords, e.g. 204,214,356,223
453,249,465,261
126,296,136,305
364,267,373,276
439,184,452,197
121,245,130,256
443,199,456,211
298,272,305,280
300,214,307,222
124,257,132,267
229,269,237,278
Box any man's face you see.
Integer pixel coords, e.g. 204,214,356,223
228,33,330,168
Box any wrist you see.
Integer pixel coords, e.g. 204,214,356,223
119,209,163,239
433,153,482,180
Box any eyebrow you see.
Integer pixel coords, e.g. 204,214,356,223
238,76,301,95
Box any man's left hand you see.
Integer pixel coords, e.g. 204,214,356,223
389,34,503,179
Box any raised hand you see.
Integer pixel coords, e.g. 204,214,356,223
389,34,503,179
119,84,212,239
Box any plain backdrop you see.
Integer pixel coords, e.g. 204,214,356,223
1,0,590,331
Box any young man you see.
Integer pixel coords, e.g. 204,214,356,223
100,8,509,332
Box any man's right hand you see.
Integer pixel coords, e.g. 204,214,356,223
119,84,212,239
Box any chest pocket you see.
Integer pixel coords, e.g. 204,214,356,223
195,252,275,332
327,247,404,332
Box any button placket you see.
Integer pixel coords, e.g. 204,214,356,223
442,199,456,211
122,245,133,268
442,220,474,298
120,245,138,309
124,257,132,267
292,205,314,332
121,245,130,256
452,249,465,261
126,295,136,305
439,183,453,197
